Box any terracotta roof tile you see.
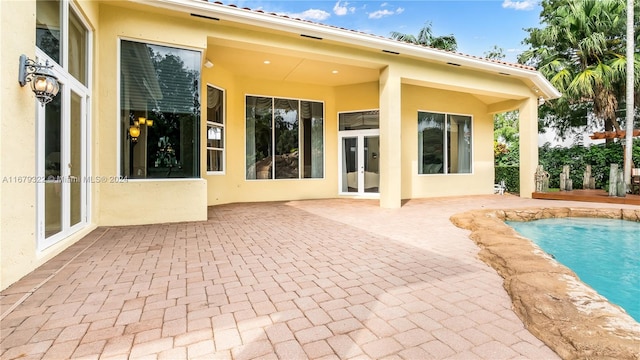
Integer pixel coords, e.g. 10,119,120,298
199,0,536,71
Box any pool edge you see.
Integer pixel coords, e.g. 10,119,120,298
450,207,640,360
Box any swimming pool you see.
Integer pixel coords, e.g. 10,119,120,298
507,217,640,322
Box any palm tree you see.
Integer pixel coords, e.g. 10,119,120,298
519,0,640,140
484,45,506,60
390,22,458,52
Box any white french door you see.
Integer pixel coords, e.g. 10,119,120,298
36,75,90,251
338,129,380,196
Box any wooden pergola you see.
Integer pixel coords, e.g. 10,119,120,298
589,129,640,140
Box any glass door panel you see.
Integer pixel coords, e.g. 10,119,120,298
339,132,379,195
68,8,87,85
341,137,358,193
70,91,82,227
364,136,379,193
39,85,88,248
44,93,63,238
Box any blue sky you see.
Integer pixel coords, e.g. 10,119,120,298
223,0,542,62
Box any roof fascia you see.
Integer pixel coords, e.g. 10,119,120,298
130,0,561,100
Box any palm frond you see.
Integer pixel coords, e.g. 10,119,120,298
389,32,417,44
567,69,600,98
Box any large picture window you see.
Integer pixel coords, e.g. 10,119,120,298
418,111,472,174
207,85,225,173
246,96,324,180
120,40,201,179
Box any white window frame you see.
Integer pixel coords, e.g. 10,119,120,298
417,110,474,176
337,109,380,197
116,37,203,181
35,0,93,251
244,94,325,181
206,84,226,175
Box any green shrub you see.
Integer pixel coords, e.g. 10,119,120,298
495,166,520,193
493,139,640,193
539,139,640,189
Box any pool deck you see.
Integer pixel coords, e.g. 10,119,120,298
533,189,640,205
1,195,637,360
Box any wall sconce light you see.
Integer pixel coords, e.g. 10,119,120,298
129,125,140,141
18,54,60,106
538,96,545,106
204,59,214,68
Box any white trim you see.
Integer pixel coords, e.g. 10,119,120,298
116,39,122,177
337,108,380,132
244,94,326,181
69,2,93,89
118,35,205,54
206,83,226,175
337,130,380,198
416,110,474,176
117,38,203,180
131,0,561,100
34,0,92,252
337,109,381,197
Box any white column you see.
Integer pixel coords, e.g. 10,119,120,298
624,0,634,190
379,66,402,208
519,97,538,198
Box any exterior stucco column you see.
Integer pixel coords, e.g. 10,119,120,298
1,0,39,290
518,97,538,198
379,66,402,208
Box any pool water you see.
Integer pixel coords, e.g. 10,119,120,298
507,217,640,322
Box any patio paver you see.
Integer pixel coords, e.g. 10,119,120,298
3,195,633,359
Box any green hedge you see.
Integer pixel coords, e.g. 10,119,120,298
539,139,640,189
494,139,640,192
495,165,520,193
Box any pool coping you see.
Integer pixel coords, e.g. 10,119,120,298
450,207,640,360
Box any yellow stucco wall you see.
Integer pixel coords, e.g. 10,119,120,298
401,84,495,198
203,69,341,205
0,0,100,290
97,5,209,226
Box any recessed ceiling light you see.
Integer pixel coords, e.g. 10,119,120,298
332,70,339,74
263,60,271,64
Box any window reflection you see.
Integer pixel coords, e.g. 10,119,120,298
36,0,61,64
246,96,324,180
418,112,472,174
207,85,224,172
120,40,201,178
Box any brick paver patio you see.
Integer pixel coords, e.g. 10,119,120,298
2,195,633,359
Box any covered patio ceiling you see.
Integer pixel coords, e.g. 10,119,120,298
206,39,382,87
206,37,531,107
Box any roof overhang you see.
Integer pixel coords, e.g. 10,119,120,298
130,0,562,100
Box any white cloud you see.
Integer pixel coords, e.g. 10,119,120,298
333,1,355,16
369,9,393,19
368,7,404,19
502,0,536,11
284,8,331,21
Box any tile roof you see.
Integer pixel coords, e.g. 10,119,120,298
205,0,536,72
